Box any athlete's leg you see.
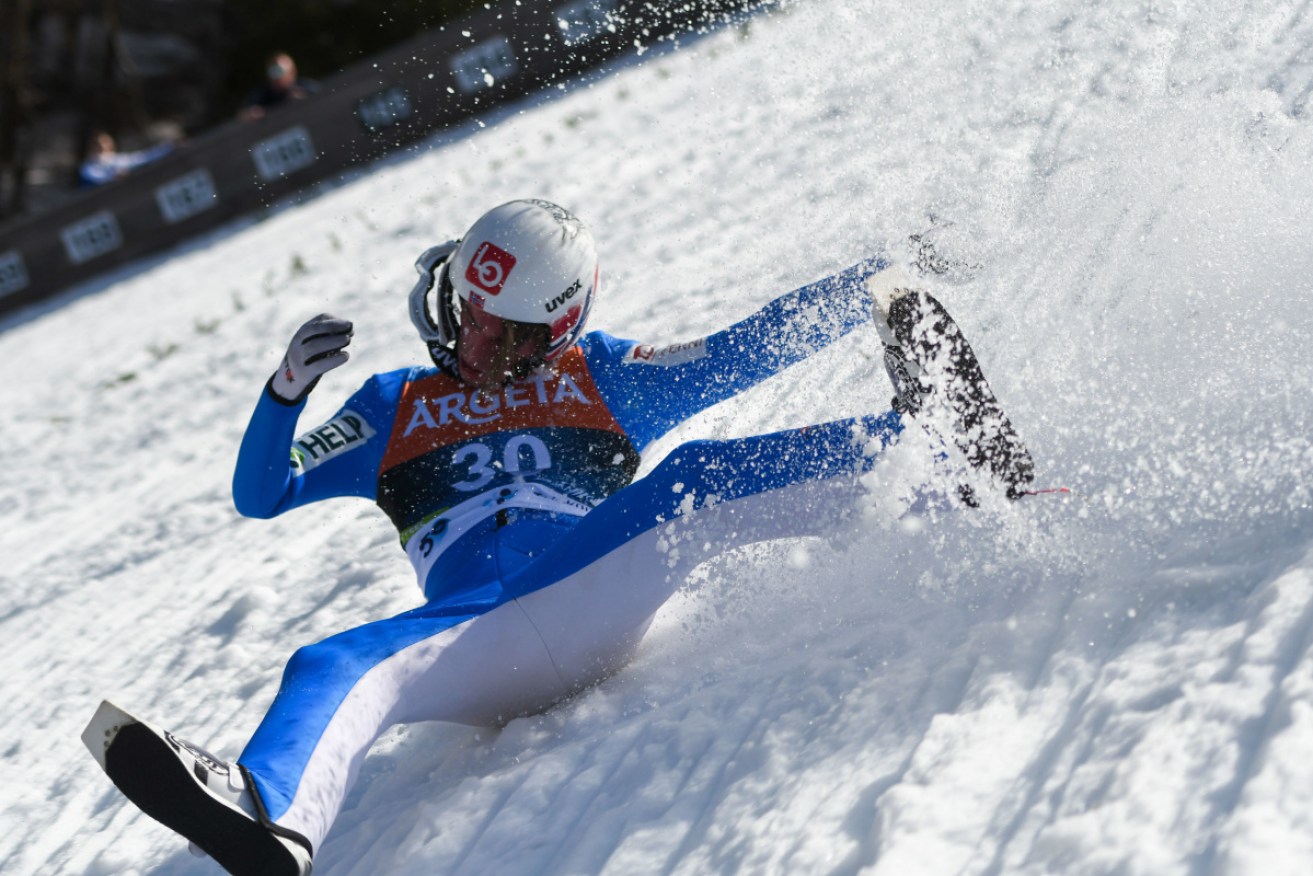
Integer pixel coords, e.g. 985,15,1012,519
511,411,903,688
238,595,574,853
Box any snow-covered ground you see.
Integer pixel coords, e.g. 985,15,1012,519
4,0,1313,873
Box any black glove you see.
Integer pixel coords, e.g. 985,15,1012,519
269,314,354,404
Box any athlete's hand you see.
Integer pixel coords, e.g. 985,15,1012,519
269,314,354,404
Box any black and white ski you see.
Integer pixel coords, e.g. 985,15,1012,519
868,267,1038,502
82,701,312,876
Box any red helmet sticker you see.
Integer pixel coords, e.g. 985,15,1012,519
466,241,516,295
550,305,582,341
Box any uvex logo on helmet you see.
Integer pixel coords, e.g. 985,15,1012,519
466,241,516,295
546,279,581,314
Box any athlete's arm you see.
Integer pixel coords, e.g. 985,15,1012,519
232,363,404,519
586,258,883,448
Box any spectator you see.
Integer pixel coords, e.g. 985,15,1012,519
77,131,174,188
239,52,318,121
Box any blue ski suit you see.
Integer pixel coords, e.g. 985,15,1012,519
231,258,904,853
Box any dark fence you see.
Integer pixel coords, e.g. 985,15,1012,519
0,0,759,318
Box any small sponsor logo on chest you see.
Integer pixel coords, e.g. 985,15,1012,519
624,338,708,366
404,371,592,436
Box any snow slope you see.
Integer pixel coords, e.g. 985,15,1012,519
4,0,1313,873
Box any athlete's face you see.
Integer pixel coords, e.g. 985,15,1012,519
456,299,549,391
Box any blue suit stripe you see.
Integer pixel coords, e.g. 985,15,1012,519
240,600,492,821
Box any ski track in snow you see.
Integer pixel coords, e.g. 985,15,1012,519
3,1,1313,873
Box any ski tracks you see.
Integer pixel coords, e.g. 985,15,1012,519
965,553,1313,876
392,669,797,875
1201,560,1313,875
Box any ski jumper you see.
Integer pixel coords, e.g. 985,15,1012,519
231,258,904,853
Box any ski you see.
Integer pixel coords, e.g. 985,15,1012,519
82,701,312,876
867,267,1037,501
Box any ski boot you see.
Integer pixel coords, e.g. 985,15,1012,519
867,267,1036,501
83,701,312,876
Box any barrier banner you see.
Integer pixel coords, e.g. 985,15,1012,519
0,0,757,317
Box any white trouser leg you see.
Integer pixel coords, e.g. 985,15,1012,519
253,600,571,852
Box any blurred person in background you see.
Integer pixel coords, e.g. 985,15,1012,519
77,131,175,187
239,52,319,121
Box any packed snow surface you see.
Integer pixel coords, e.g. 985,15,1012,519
3,1,1313,873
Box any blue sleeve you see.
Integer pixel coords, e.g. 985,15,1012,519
232,371,407,518
125,143,174,169
78,159,116,187
586,257,886,450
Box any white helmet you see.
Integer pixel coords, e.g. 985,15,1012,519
409,199,599,363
